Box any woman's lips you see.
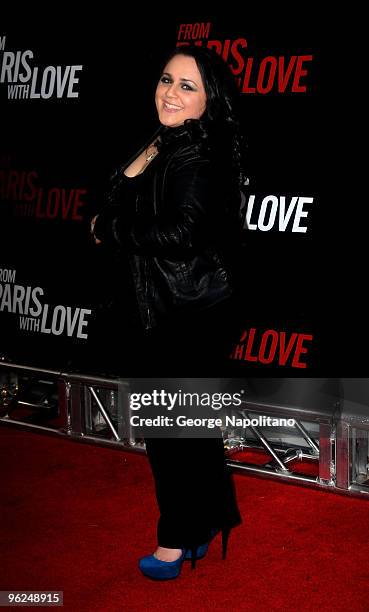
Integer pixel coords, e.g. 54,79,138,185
163,101,183,113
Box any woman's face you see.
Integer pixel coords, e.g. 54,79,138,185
155,54,207,127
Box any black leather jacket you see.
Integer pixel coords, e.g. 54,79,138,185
93,123,242,330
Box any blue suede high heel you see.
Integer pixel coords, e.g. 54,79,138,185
139,527,231,579
139,547,198,580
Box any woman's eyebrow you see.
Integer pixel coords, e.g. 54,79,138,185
180,78,198,87
162,72,198,87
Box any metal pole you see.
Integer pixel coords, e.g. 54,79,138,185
88,386,120,441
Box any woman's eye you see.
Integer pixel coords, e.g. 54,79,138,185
159,77,194,91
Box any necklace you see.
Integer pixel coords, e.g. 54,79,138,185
137,144,159,175
145,144,158,163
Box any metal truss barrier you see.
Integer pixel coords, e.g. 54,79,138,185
1,362,369,498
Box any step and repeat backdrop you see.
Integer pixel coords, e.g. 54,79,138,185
0,12,344,376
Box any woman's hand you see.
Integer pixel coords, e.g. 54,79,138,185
90,215,102,244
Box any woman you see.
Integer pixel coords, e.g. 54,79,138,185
91,45,245,580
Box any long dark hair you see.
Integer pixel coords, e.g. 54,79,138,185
159,45,247,187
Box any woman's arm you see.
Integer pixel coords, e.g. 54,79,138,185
92,158,219,255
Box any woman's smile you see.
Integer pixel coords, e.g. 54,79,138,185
162,101,184,113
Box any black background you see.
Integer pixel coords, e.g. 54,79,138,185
0,9,355,376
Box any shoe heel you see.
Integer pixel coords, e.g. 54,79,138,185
188,547,197,570
221,527,231,560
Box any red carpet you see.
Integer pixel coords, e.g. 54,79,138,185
1,424,369,611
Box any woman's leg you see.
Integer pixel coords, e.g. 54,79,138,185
144,435,241,550
141,299,242,556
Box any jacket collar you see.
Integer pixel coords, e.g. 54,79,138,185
159,123,193,147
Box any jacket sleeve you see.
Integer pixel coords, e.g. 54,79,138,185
93,157,218,255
